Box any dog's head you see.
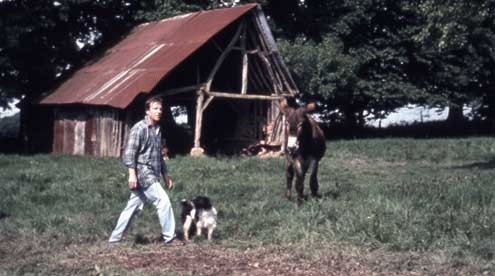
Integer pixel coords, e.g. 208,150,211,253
191,196,213,210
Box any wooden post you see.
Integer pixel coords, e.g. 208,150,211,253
241,24,248,95
281,113,287,153
191,90,205,157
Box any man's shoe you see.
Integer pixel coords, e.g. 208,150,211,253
164,237,183,247
108,241,121,248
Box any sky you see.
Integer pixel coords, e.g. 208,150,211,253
367,105,448,127
0,100,19,118
1,100,463,126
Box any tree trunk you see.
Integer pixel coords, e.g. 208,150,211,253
447,103,464,123
342,106,360,134
486,93,495,121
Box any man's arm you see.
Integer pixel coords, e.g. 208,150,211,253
123,125,141,189
161,159,173,189
128,168,138,190
163,173,173,189
161,151,174,190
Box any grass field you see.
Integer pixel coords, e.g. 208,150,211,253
1,138,495,275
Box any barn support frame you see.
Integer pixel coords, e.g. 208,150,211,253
189,88,285,156
154,9,297,157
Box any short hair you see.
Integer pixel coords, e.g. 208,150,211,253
145,96,163,111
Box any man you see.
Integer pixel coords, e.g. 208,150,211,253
109,96,179,245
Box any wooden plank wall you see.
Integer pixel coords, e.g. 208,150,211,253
52,107,125,157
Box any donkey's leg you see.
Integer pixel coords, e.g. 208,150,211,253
295,173,306,205
295,160,308,205
286,162,294,200
309,159,321,197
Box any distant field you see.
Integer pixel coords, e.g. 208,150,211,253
1,138,495,275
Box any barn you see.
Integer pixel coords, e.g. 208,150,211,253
33,4,298,157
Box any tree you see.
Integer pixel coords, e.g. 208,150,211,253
0,0,141,109
410,0,495,122
277,0,424,127
0,0,262,109
132,0,260,22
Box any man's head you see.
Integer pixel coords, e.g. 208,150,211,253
145,96,163,125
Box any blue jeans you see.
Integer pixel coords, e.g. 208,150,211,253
109,182,175,243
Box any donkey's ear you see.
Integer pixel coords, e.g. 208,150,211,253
306,102,316,112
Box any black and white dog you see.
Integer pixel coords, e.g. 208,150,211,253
180,196,217,241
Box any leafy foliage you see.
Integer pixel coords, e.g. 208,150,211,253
278,1,424,125
0,0,140,107
1,0,493,126
410,0,495,120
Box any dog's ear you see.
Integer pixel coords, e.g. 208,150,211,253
180,199,189,207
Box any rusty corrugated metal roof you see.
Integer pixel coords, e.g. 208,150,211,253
40,4,258,109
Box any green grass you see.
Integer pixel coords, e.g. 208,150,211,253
2,137,495,273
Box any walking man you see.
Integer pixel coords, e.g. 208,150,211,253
109,96,178,245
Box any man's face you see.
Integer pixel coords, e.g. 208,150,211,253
146,101,162,124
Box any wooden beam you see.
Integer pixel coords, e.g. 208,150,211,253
232,47,260,55
205,21,244,92
247,49,260,54
241,23,248,95
193,90,205,149
258,52,283,93
268,52,296,95
250,11,298,95
155,84,204,97
211,38,223,53
246,28,273,91
250,54,272,91
248,16,283,93
205,90,285,100
202,96,214,112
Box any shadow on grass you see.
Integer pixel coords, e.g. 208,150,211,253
0,211,10,220
450,159,495,170
321,181,358,201
322,191,340,200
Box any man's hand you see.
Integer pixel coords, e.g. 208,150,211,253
128,168,138,190
164,175,174,190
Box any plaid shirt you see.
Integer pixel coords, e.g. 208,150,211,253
122,117,167,188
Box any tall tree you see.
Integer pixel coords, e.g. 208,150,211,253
410,0,495,122
0,0,141,108
0,0,263,109
278,0,423,127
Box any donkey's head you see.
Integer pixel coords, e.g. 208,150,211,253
280,99,316,155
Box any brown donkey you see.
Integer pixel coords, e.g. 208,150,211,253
280,99,326,205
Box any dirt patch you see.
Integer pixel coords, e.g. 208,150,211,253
0,238,482,275
32,242,476,276
53,243,375,275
